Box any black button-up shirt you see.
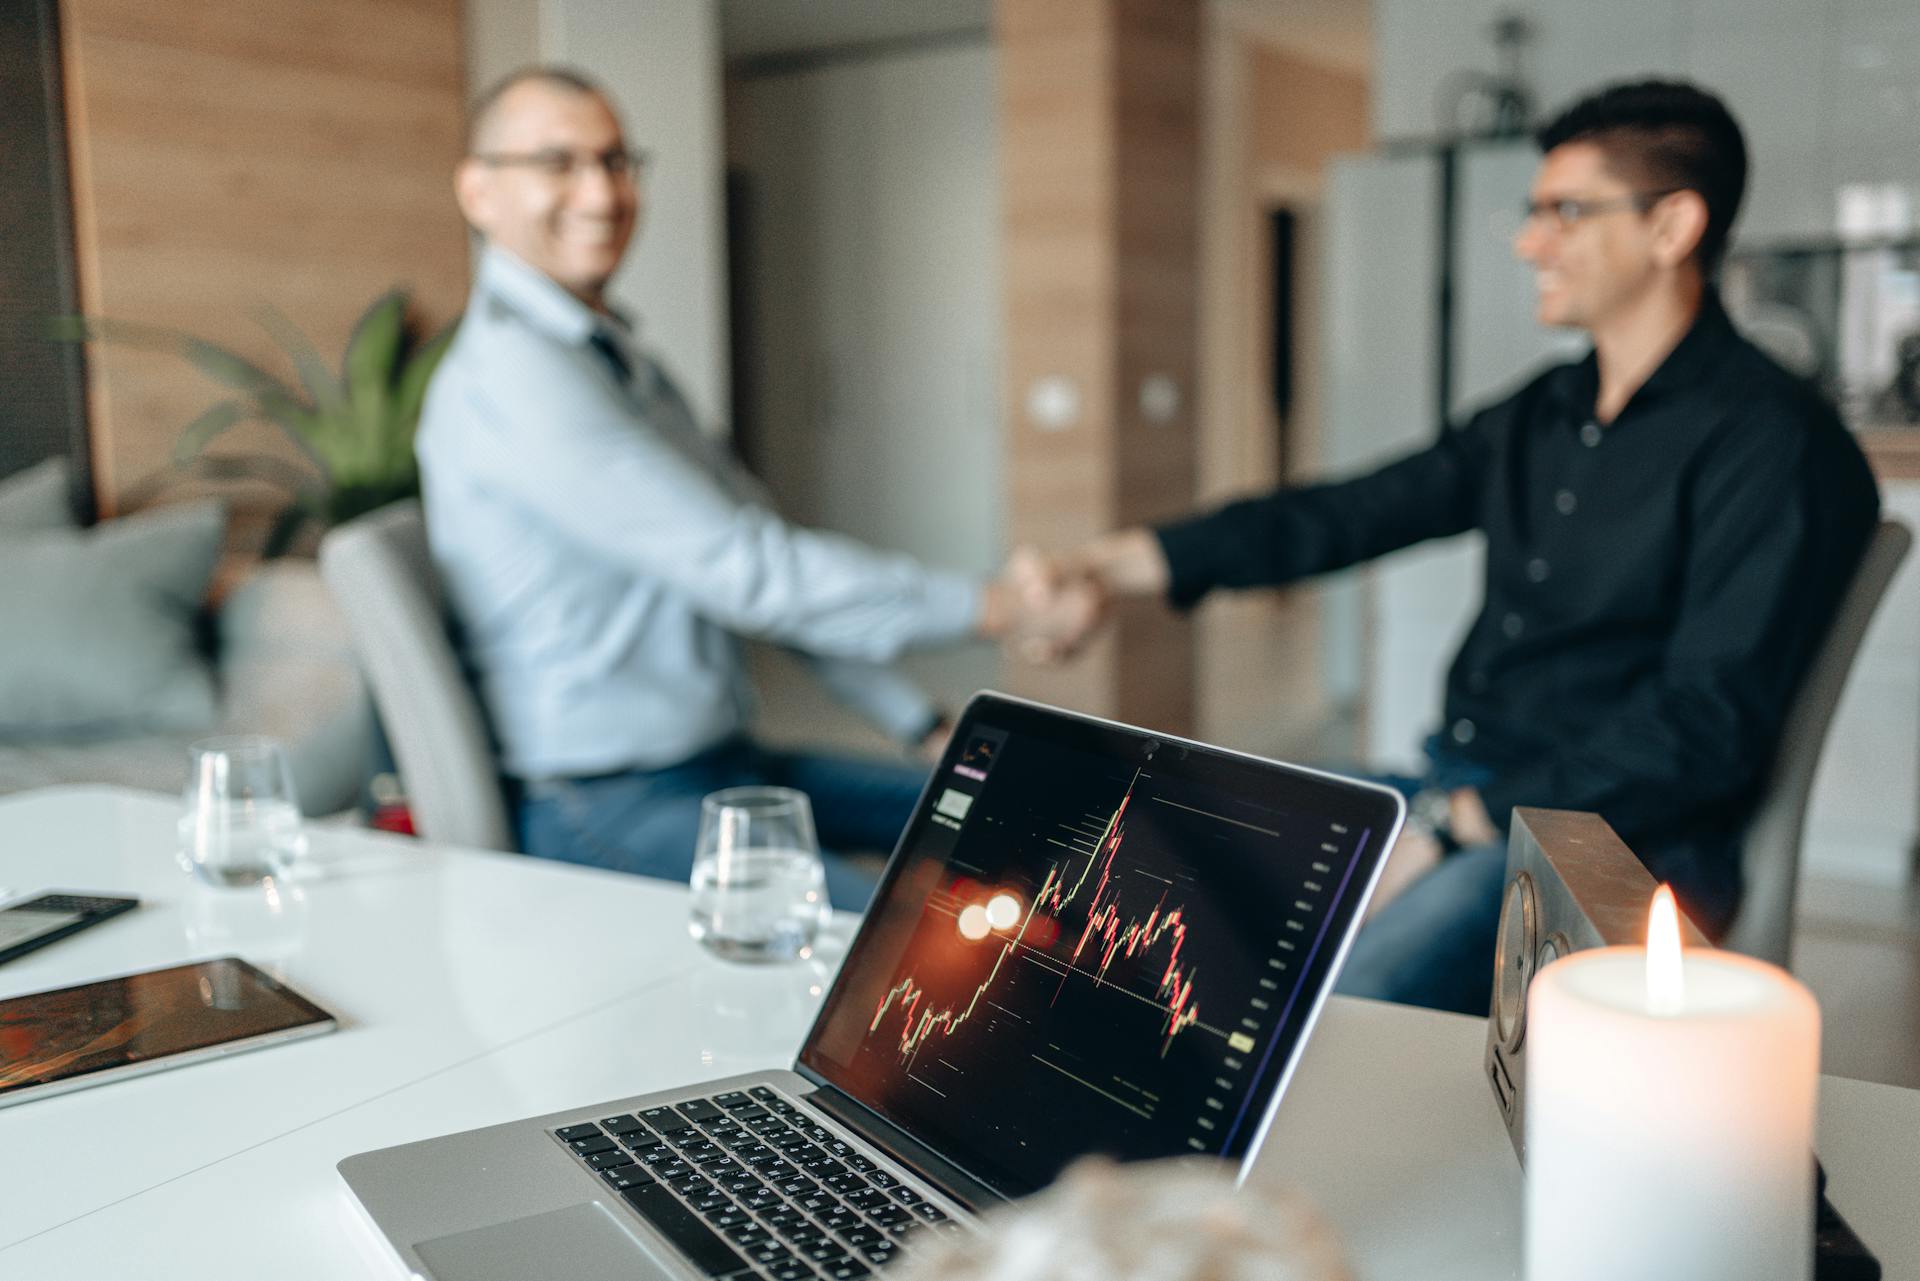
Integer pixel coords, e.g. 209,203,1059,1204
1154,294,1879,917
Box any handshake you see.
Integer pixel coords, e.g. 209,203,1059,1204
978,528,1172,664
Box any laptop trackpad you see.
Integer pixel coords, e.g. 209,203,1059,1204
416,1201,672,1281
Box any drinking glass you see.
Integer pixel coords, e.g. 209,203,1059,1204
688,786,828,962
179,736,307,887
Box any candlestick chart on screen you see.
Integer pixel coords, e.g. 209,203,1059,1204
833,732,1367,1180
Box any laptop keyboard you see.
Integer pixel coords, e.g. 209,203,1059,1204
553,1085,964,1279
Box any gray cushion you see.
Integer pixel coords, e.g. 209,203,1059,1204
0,458,76,531
0,500,226,738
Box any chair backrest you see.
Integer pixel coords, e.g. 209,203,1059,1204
318,500,516,852
1725,518,1911,966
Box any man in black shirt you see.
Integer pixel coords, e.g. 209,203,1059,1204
1040,80,1879,1014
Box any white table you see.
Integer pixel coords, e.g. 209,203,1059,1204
2,786,1915,1279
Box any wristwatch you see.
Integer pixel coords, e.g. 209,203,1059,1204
1409,787,1461,854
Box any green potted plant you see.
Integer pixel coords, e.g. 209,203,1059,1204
58,291,455,555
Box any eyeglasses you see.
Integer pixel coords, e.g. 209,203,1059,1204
469,147,650,183
1521,189,1680,233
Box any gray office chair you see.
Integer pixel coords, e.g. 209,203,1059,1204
1724,518,1911,966
318,500,516,852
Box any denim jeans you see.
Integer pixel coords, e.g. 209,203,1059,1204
1329,755,1507,1017
516,737,928,912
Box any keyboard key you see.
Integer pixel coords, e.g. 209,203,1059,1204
871,1205,912,1229
846,1155,876,1173
713,1091,751,1108
569,1135,617,1156
602,1166,654,1191
859,1242,898,1265
709,1207,751,1229
820,1209,862,1232
891,1187,924,1205
866,1171,898,1189
555,1123,602,1143
912,1203,948,1222
600,1114,645,1135
847,1190,890,1212
586,1149,636,1170
767,1264,812,1281
670,1175,714,1197
619,1183,753,1276
823,1260,872,1280
804,1241,850,1263
750,1085,779,1101
677,1098,727,1124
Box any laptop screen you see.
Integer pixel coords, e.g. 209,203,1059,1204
797,694,1403,1199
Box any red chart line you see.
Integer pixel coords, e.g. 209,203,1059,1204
867,770,1202,1062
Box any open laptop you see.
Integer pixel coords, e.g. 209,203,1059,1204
340,693,1404,1281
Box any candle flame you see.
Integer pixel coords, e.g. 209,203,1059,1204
1646,884,1685,1016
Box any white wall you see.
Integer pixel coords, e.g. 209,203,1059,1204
463,0,730,427
731,44,1002,578
730,42,1004,721
1373,0,1920,246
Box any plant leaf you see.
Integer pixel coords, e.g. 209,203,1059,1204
388,319,458,440
255,305,345,414
181,336,301,401
344,291,408,406
170,400,250,462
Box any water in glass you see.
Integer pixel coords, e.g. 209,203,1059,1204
689,787,827,962
181,736,307,887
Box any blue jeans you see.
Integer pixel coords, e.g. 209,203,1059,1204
1330,757,1507,1017
516,737,928,912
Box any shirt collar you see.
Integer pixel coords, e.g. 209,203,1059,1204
475,245,639,350
1546,288,1740,422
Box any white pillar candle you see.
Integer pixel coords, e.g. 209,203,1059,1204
1525,888,1819,1281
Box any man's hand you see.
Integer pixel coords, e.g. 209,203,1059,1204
917,718,953,765
1365,823,1443,922
1448,787,1500,848
981,548,1108,662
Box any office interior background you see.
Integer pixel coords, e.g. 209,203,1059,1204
4,0,1918,1085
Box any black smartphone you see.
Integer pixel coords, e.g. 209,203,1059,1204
0,892,140,966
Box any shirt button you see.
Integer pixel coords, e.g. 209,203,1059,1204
1502,612,1525,639
1526,557,1550,583
1555,489,1578,515
1451,718,1477,745
1580,421,1603,448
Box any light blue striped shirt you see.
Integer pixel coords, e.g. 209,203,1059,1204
417,248,981,778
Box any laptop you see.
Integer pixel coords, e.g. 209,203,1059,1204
340,693,1405,1281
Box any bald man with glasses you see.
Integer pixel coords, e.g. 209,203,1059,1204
418,67,1095,907
1031,79,1879,1015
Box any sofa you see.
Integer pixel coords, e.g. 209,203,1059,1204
0,458,372,816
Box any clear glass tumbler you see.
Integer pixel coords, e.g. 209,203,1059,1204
688,786,828,962
179,736,307,887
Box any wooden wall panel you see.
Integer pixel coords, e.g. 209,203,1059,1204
999,0,1200,732
60,0,469,518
